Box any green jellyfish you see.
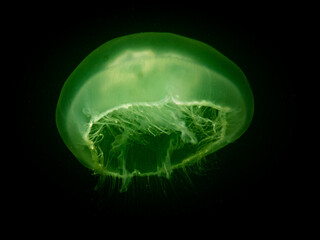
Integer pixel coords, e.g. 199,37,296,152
56,32,254,192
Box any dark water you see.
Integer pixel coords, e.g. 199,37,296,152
17,5,299,221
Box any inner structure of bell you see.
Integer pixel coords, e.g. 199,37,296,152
87,97,227,178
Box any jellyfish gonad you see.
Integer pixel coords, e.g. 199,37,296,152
56,33,254,192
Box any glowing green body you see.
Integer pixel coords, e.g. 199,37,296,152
56,33,254,191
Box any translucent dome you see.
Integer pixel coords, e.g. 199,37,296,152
56,32,254,192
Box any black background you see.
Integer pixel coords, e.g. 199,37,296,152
17,4,301,223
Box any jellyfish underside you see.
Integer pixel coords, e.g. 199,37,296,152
87,98,228,191
89,101,224,174
56,33,254,192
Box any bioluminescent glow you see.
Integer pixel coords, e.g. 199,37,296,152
56,33,254,192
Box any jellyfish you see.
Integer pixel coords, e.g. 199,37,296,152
56,32,254,192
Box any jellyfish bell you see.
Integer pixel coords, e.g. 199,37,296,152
56,32,254,192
